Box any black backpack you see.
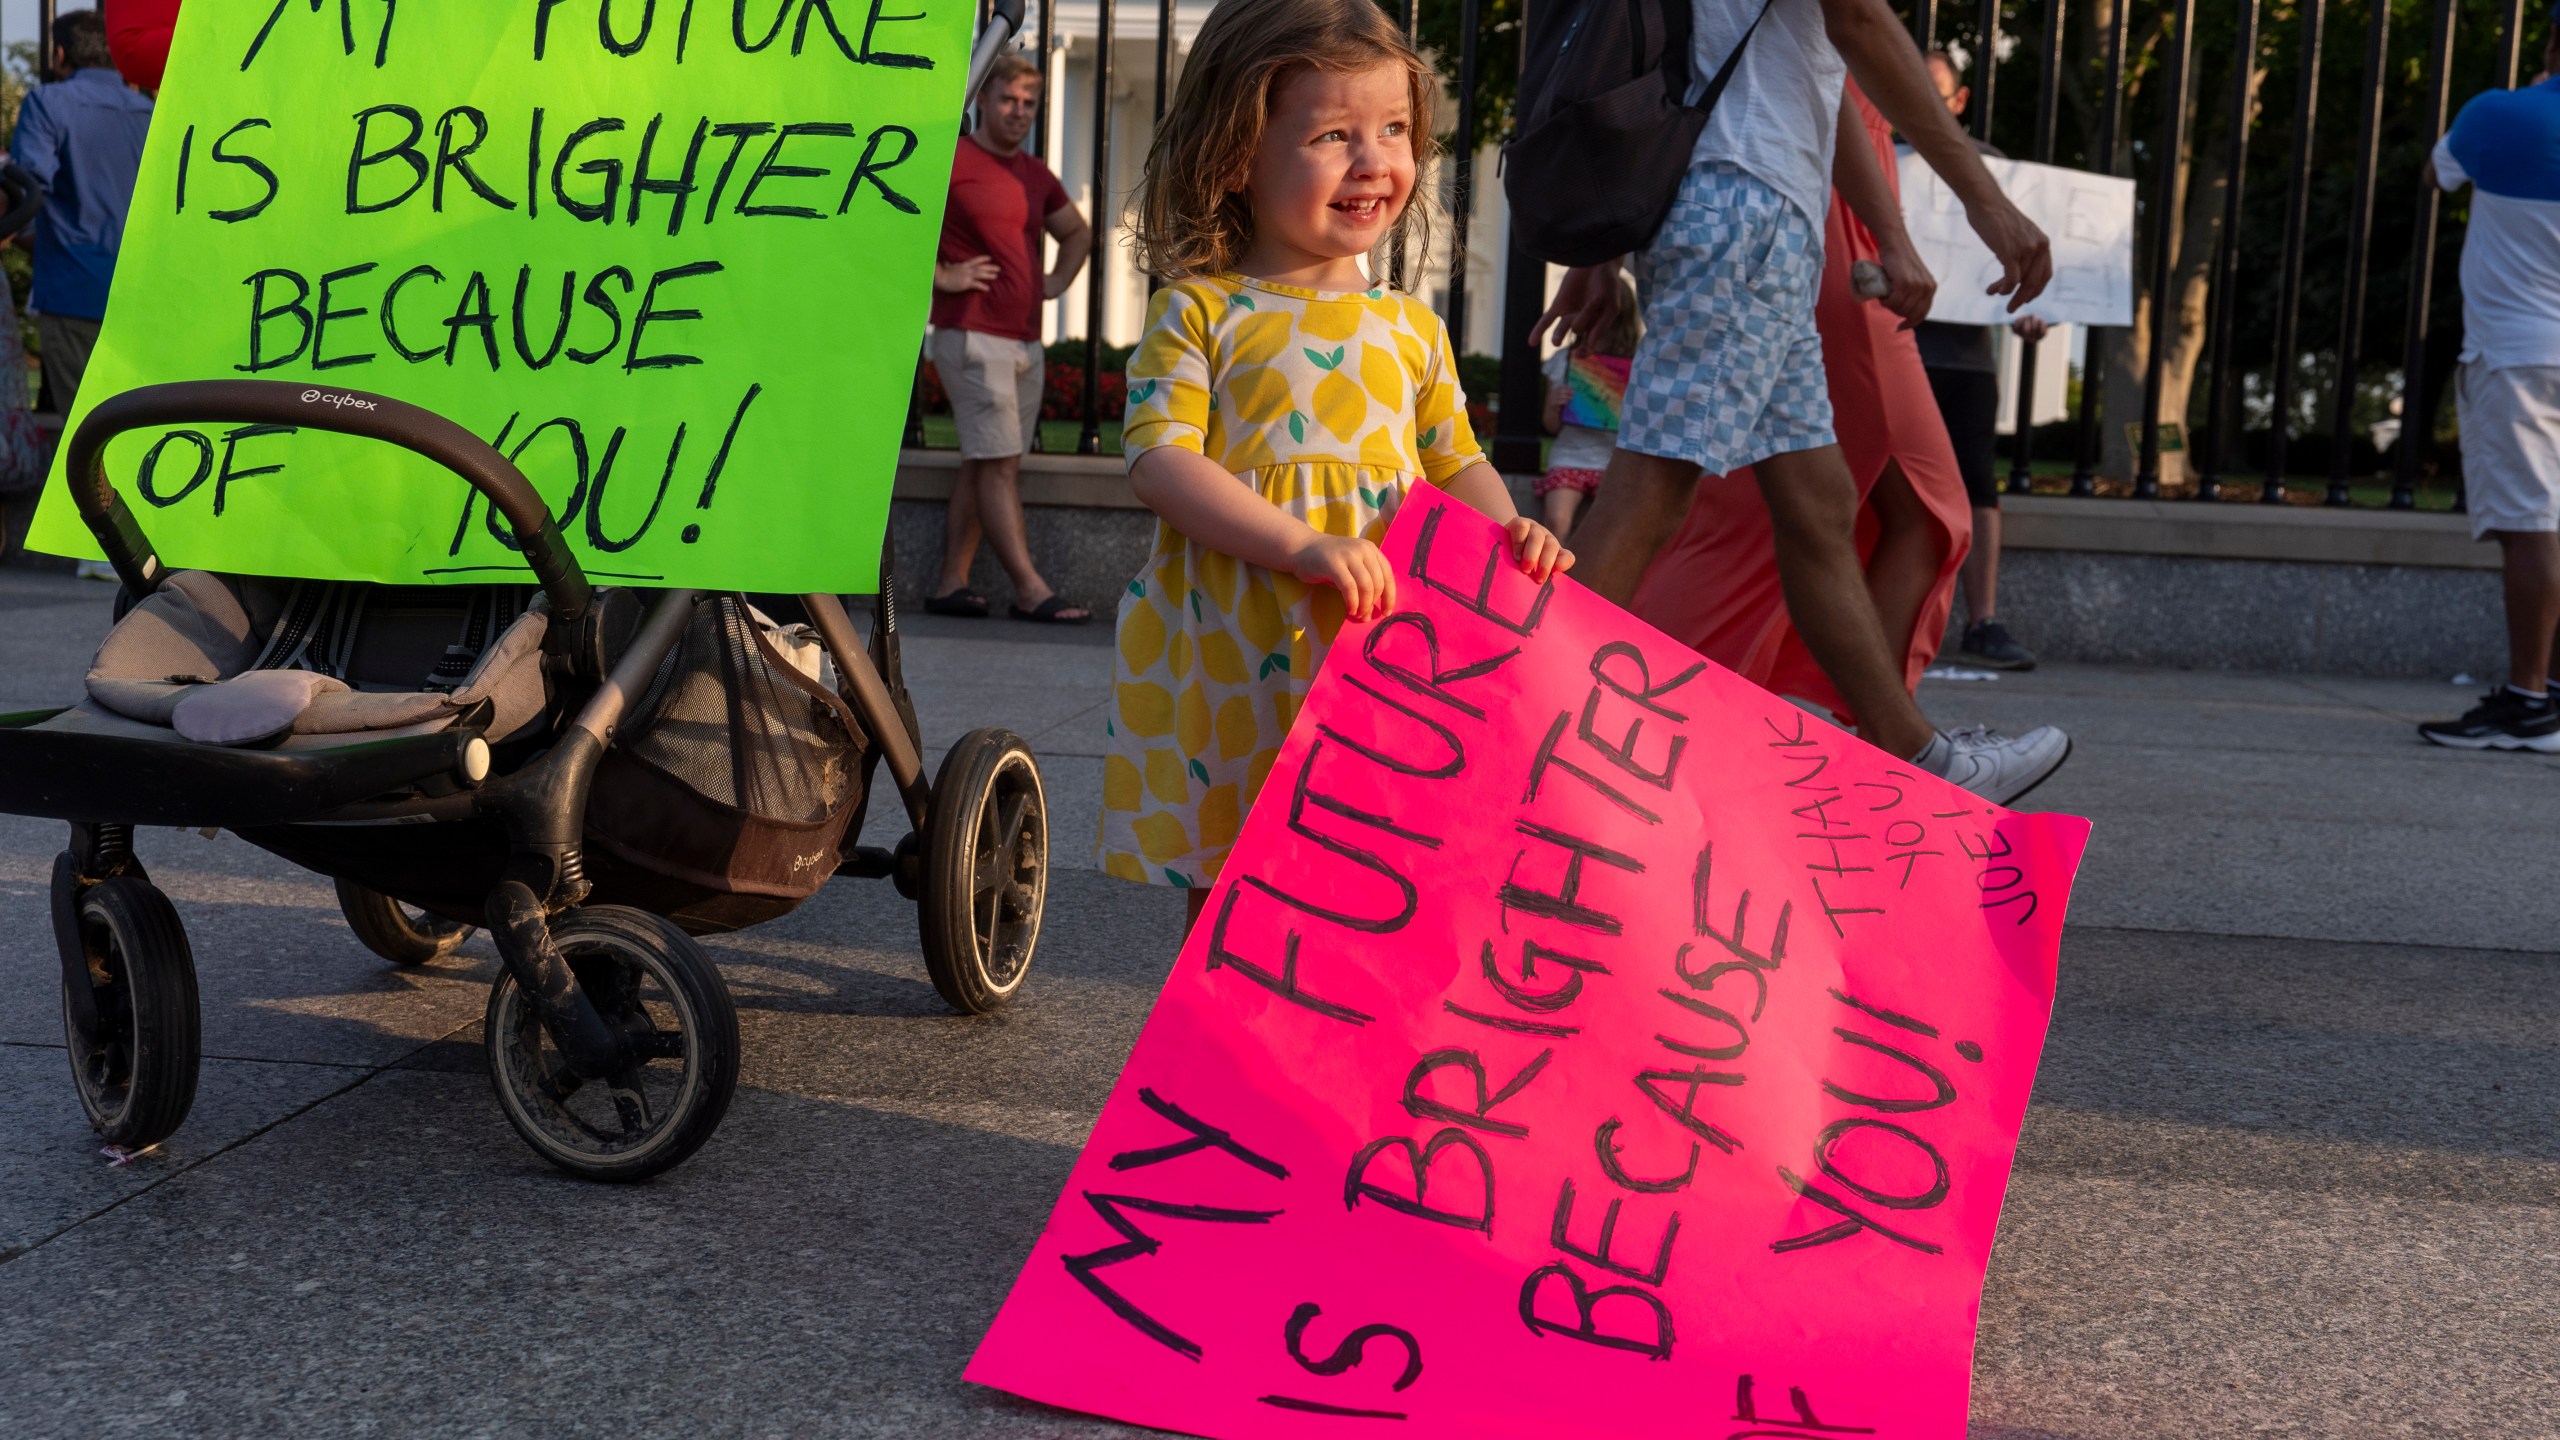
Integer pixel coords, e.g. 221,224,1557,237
1504,0,1772,266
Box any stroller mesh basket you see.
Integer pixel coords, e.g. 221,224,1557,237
584,594,869,933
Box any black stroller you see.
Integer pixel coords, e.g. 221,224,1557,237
6,1,1046,1184
3,380,1049,1181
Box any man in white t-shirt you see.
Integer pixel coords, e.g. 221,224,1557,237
1536,0,2069,804
2419,25,2560,753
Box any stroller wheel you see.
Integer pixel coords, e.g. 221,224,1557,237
60,875,200,1150
335,879,475,965
918,728,1048,1015
483,907,738,1183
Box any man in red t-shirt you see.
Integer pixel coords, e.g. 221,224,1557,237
926,52,1093,622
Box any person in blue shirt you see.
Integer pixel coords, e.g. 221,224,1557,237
11,9,151,416
2418,17,2560,752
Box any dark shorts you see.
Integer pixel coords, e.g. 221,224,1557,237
1926,365,2002,510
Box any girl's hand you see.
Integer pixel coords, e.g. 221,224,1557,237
1506,517,1574,584
1291,533,1397,622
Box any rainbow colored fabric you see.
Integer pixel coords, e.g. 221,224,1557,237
1561,352,1630,432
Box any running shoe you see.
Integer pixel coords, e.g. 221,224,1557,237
1957,619,2037,671
1916,724,2073,806
2417,690,2560,752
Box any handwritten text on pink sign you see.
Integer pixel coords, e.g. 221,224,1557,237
970,489,2090,1438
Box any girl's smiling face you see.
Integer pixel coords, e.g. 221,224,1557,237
1238,61,1416,288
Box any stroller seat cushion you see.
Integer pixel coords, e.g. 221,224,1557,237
172,668,348,746
87,569,291,725
84,571,553,744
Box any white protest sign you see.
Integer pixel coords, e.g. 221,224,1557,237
1896,151,2133,328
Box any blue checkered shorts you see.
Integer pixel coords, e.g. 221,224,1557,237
1620,162,1834,476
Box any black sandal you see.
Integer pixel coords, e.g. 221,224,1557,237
1009,594,1091,625
924,587,990,617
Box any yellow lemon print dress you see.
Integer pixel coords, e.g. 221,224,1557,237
1098,274,1485,890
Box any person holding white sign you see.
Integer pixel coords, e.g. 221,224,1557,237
1536,0,2072,803
1915,48,2044,672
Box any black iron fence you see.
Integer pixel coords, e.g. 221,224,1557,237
917,0,2543,516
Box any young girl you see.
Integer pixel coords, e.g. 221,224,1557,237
1537,273,1638,539
1098,0,1569,922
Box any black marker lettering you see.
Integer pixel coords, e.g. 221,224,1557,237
207,119,280,222
1632,1066,1743,1154
1344,1127,1494,1232
564,265,634,364
345,104,427,214
431,106,516,211
511,268,576,369
1061,1192,1282,1360
1109,1087,1290,1180
1593,1117,1699,1195
441,270,502,369
551,117,629,222
1478,938,1607,1014
624,260,723,370
236,268,314,372
1500,820,1642,935
1517,1262,1673,1359
135,431,215,508
212,424,296,517
310,263,378,370
838,124,920,213
628,116,712,234
1361,611,1515,719
1401,1047,1553,1139
1550,1178,1680,1284
1408,502,1553,636
1204,881,1373,1026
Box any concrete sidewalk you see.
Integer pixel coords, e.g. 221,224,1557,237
0,566,2553,1438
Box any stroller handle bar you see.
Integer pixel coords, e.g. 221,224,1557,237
66,379,593,625
963,0,1026,99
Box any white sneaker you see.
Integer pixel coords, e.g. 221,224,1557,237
1915,724,2072,806
74,560,118,581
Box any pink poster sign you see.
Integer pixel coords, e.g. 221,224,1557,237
970,488,2090,1439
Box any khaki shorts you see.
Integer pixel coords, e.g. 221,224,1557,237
2457,360,2560,539
929,328,1045,460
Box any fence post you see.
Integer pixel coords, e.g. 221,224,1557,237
1446,0,1483,352
2264,0,2324,503
2005,0,2066,496
1493,0,1553,481
2194,0,2260,503
2327,0,2391,506
1149,0,1173,298
2133,0,2196,500
1034,0,1055,158
2390,0,2459,510
1078,0,1115,456
2068,0,2130,496
1391,0,1420,291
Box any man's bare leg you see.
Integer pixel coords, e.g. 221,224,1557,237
1754,445,1939,759
2497,530,2560,692
1565,448,1705,604
1960,505,2001,622
937,458,990,597
1861,460,1950,663
969,453,1069,612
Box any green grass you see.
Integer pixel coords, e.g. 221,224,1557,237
914,416,1123,456
2002,458,2461,511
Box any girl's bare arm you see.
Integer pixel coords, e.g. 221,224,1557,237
1128,446,1398,618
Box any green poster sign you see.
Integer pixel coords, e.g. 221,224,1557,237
28,0,967,592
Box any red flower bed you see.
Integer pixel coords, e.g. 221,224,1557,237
912,359,1127,423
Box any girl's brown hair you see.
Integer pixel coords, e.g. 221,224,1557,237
1130,0,1442,281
